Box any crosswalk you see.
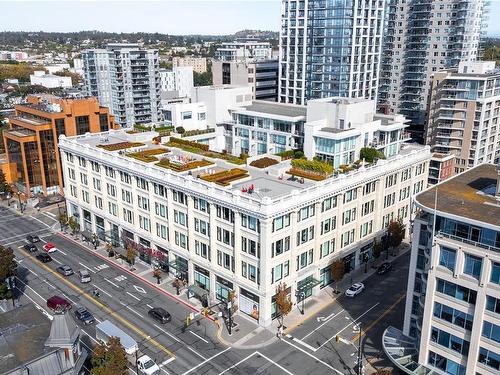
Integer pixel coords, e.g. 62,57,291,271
94,264,110,272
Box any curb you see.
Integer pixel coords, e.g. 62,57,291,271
215,319,278,349
56,232,215,321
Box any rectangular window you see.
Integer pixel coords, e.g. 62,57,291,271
428,350,466,375
320,239,334,258
439,247,456,272
121,189,132,204
341,229,355,248
82,190,89,203
194,218,209,235
296,249,313,270
156,223,168,240
120,172,131,184
174,210,187,226
478,347,500,371
360,221,373,238
321,196,337,212
93,178,101,191
106,183,116,197
486,295,500,314
296,226,314,246
362,200,374,216
137,195,150,211
272,261,289,283
297,204,315,222
195,240,210,259
463,253,482,279
108,202,117,216
80,173,88,185
273,213,291,232
430,326,470,355
193,197,209,213
491,262,500,284
383,192,396,208
241,214,259,232
105,166,115,178
136,177,148,191
342,208,356,225
139,215,150,232
433,302,473,331
321,216,336,235
216,205,234,222
272,236,290,257
482,321,500,343
385,173,398,188
241,237,259,258
123,208,133,224
94,196,103,210
155,203,167,218
174,231,188,249
216,227,234,246
436,278,476,304
343,188,357,203
363,181,376,195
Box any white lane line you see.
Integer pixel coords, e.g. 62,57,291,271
104,278,120,288
40,238,47,244
42,212,57,221
283,339,343,375
15,277,46,301
17,290,53,321
29,215,51,228
28,269,39,277
286,335,317,352
154,324,180,343
79,262,96,274
125,305,142,317
94,317,102,323
256,352,295,375
81,329,99,344
160,357,175,366
57,249,68,256
160,368,170,374
126,291,140,301
52,257,62,265
93,284,112,297
316,302,380,350
219,352,254,375
189,330,209,344
181,347,231,375
62,293,77,304
1,229,48,244
302,309,345,340
187,346,206,360
43,280,56,289
146,303,154,309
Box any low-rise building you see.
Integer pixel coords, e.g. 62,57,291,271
215,40,272,62
428,153,455,186
172,56,207,74
2,94,117,197
30,71,72,89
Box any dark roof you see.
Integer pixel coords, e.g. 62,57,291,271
416,164,500,228
242,101,306,118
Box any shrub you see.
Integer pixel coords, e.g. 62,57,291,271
276,150,295,160
200,168,249,186
181,128,215,137
249,157,279,169
167,137,209,151
288,168,326,181
176,126,185,134
360,147,385,163
97,142,145,151
291,158,333,176
293,150,304,159
134,123,152,132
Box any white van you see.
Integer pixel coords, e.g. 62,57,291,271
95,320,138,355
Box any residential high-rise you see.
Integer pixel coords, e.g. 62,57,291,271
215,40,272,62
82,43,161,128
384,164,500,375
426,61,500,175
378,0,488,141
278,0,385,105
159,66,194,99
172,57,207,74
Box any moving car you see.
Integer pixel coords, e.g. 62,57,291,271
42,243,58,253
23,243,38,253
96,320,138,355
137,354,160,375
377,262,392,275
36,253,52,263
26,234,40,243
57,265,74,276
47,296,72,311
77,269,91,283
74,306,95,325
345,282,365,298
148,307,171,324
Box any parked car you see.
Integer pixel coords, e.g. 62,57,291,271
137,354,160,375
36,253,52,263
47,296,72,311
377,262,392,275
42,243,58,253
26,234,40,243
147,307,171,324
345,282,365,298
77,269,91,283
74,307,95,325
23,243,38,253
56,265,74,276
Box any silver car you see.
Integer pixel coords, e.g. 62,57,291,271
77,269,92,283
56,265,74,277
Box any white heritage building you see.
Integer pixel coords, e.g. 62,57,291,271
58,107,430,327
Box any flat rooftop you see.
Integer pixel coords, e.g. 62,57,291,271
241,101,307,119
416,164,500,228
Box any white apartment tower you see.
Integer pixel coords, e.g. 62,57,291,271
278,0,386,105
378,0,488,141
82,44,161,128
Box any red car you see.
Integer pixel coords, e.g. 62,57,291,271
42,242,58,253
47,296,72,312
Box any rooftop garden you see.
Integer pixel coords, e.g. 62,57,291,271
360,147,385,163
97,141,145,152
156,158,213,172
288,158,334,181
199,168,249,186
181,128,216,138
249,157,279,169
126,148,170,163
276,149,304,160
166,137,246,165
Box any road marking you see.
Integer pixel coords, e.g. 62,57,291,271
40,238,47,244
79,262,96,274
160,367,170,374
17,289,53,321
187,346,206,360
133,285,147,294
160,357,175,366
42,212,57,220
126,291,140,301
0,229,48,245
181,347,231,375
94,263,109,271
254,352,294,375
15,276,46,301
81,329,99,344
43,279,56,289
104,278,120,288
57,249,68,256
154,324,180,343
286,334,318,352
126,305,142,317
302,309,345,340
52,257,62,265
282,339,343,375
351,293,406,342
93,284,112,297
28,269,39,277
114,275,127,282
146,303,154,309
189,330,209,344
29,215,51,228
62,293,77,304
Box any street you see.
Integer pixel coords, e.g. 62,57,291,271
1,204,408,374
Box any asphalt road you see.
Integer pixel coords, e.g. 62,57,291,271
1,205,409,375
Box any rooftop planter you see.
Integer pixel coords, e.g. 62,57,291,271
291,158,333,175
97,141,145,152
249,157,279,169
360,147,385,163
126,148,170,163
166,137,246,165
156,158,213,172
288,168,327,181
181,128,216,138
133,123,152,132
276,149,304,160
199,168,249,186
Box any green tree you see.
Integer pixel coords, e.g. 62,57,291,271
330,259,345,293
360,147,385,163
0,170,8,194
275,282,292,327
0,281,13,300
373,239,383,262
126,246,136,266
193,70,212,86
159,61,173,69
57,212,68,230
67,216,80,235
0,245,16,282
387,219,405,257
91,336,128,375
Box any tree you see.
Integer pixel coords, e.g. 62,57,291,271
159,61,172,69
193,71,212,86
0,281,13,300
54,69,81,86
275,282,292,327
360,147,385,163
373,239,383,262
67,216,80,235
57,212,68,231
126,246,136,267
91,336,128,375
0,170,8,195
0,245,16,282
387,219,405,257
330,260,345,293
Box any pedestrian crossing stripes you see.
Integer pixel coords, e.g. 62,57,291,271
114,275,127,282
94,264,109,271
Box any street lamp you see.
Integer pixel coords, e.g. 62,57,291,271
345,316,363,375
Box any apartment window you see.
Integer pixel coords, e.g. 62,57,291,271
136,177,148,191
153,183,166,198
297,204,315,222
296,249,313,270
491,262,500,284
120,171,131,184
78,157,86,167
155,203,167,218
401,168,412,181
296,226,314,246
218,250,234,272
193,197,209,213
70,185,77,198
320,239,334,258
106,183,116,197
241,237,259,258
433,302,473,331
363,181,376,195
80,173,88,185
272,261,289,283
105,166,115,178
436,278,476,304
82,190,89,204
90,161,100,172
241,214,259,232
67,168,76,180
121,189,132,204
108,202,117,216
93,178,101,191
273,213,291,232
383,192,396,208
342,208,356,225
139,215,150,232
482,321,500,343
321,217,336,235
172,190,187,205
385,173,398,188
431,326,469,355
194,218,209,235
486,295,500,314
182,111,192,120
478,347,500,371
321,196,337,212
174,231,188,249
341,229,355,248
216,205,234,222
399,186,410,201
66,153,74,163
94,196,103,210
156,224,168,240
360,221,373,238
362,200,374,216
439,247,456,272
123,208,133,224
216,227,234,246
272,236,290,257
75,115,90,135
343,188,357,203
415,163,425,176
174,210,187,226
195,240,210,259
463,253,482,279
137,195,150,211
428,351,466,375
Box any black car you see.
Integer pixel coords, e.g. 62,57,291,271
23,243,38,253
377,262,392,275
26,234,40,243
148,307,171,324
36,253,52,263
74,307,95,325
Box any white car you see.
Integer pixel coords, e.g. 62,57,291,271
137,354,160,375
345,282,365,298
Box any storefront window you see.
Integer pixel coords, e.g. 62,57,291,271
216,276,233,302
194,266,210,291
320,267,333,288
240,288,259,320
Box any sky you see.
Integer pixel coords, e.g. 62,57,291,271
1,0,500,36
